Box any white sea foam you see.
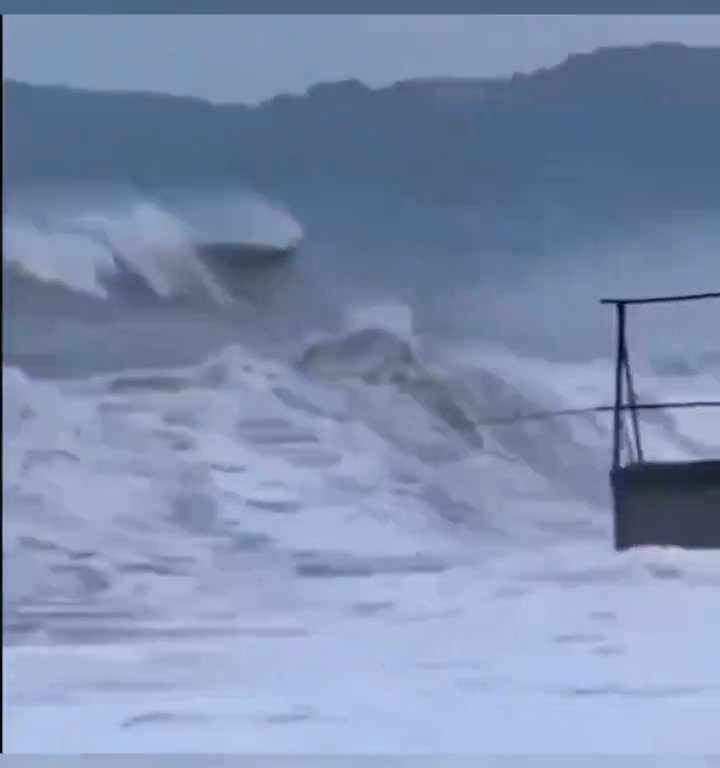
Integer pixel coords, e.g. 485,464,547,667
3,202,231,303
4,324,720,752
345,301,415,341
3,219,119,298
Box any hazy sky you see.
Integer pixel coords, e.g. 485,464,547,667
5,15,720,104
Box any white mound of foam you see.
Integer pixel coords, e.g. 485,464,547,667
4,335,720,753
345,301,415,341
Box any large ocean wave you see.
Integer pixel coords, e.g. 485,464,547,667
5,301,720,639
5,190,720,752
3,197,305,306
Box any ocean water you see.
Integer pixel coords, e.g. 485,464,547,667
3,184,720,754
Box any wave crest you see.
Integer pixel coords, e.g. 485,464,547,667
3,202,231,304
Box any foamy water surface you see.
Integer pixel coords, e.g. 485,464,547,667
3,191,720,753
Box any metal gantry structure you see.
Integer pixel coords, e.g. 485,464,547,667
600,292,720,550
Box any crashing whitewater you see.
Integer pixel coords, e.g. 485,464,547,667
3,196,720,753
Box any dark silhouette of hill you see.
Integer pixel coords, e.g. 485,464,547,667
4,43,720,228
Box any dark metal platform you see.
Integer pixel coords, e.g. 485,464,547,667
612,460,720,549
602,292,720,551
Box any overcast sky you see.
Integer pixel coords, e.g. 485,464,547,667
5,15,720,104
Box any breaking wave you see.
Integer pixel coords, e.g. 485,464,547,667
3,197,303,307
4,203,228,304
5,301,720,635
4,185,720,654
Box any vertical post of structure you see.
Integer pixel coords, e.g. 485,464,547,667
612,301,627,550
612,301,626,471
623,343,644,463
